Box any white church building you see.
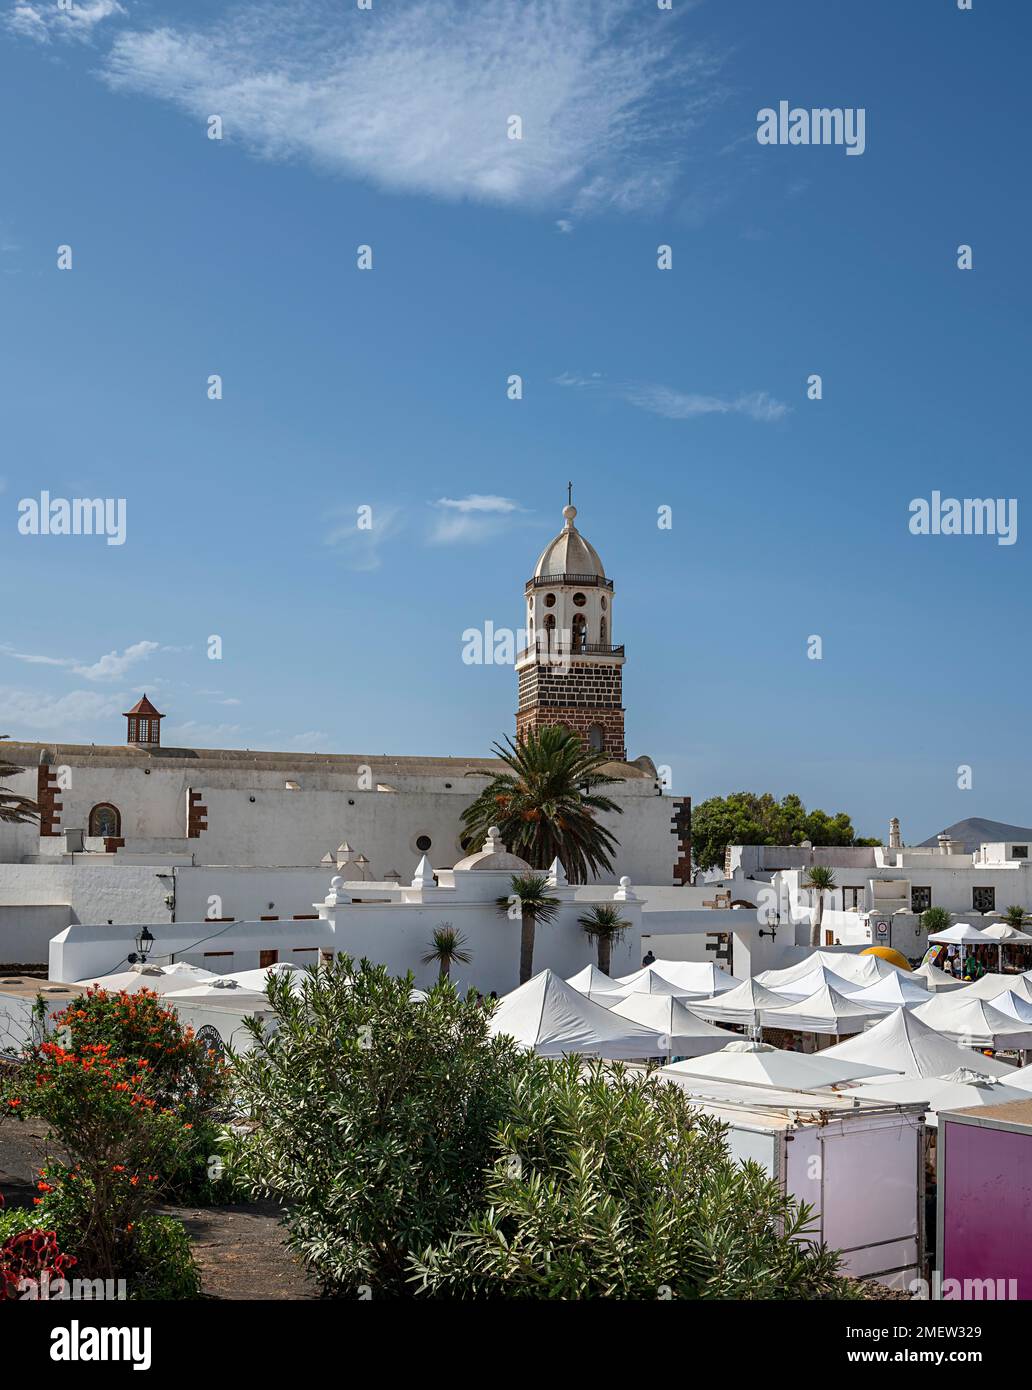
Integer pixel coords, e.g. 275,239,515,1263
0,503,691,965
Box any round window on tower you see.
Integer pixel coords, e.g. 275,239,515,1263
600,595,607,611
573,592,586,607
544,593,556,608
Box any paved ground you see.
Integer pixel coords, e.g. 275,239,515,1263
0,1117,317,1300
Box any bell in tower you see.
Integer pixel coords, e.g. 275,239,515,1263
515,494,626,759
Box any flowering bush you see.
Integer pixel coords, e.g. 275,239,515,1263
39,988,231,1197
1,997,204,1281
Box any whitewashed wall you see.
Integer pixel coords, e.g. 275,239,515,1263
50,872,643,995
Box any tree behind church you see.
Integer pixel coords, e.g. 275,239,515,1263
691,791,878,874
462,727,621,883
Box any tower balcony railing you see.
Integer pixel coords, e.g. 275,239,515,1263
516,641,625,662
525,573,614,591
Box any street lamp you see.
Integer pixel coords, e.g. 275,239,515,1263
128,926,155,966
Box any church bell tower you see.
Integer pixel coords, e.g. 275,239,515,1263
515,496,626,759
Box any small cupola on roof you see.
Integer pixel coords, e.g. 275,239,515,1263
124,695,164,747
533,504,607,581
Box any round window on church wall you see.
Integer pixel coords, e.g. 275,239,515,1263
416,835,432,853
544,593,556,607
573,592,586,607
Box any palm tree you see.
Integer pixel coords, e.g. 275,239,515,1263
420,924,471,982
804,865,837,948
0,759,38,825
463,727,622,883
577,904,631,976
921,906,952,936
497,873,561,985
1003,905,1029,931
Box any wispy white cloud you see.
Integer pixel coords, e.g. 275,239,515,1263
7,0,125,44
428,495,528,545
433,495,524,515
98,0,722,214
622,384,790,423
0,638,166,682
73,639,162,681
288,730,330,749
555,373,791,424
324,503,403,572
0,686,125,737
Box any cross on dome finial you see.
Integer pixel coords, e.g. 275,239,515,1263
563,484,576,527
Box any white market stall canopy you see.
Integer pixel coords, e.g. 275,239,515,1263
980,924,1032,943
927,923,994,945
911,993,1032,1051
961,973,1032,1004
489,969,667,1059
616,961,741,996
847,972,931,1013
821,1006,1016,1079
846,1068,1029,1126
760,984,883,1037
613,971,706,1001
977,989,1032,1026
690,977,787,1026
608,993,730,1058
767,963,863,1000
566,964,626,996
164,978,269,1003
756,950,896,991
662,1040,897,1091
74,962,220,995
911,961,966,993
220,962,306,993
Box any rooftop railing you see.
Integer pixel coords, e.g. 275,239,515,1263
525,573,614,590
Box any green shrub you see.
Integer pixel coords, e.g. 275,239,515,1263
410,1058,853,1300
129,1215,200,1300
230,955,533,1296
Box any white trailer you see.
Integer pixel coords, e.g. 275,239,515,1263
660,1074,926,1290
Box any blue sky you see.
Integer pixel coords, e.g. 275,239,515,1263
1,0,1029,842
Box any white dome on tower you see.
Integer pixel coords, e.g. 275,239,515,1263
533,504,606,580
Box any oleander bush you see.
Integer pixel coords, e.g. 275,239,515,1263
409,1057,854,1300
230,955,532,1296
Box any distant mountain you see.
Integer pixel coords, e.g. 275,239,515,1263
918,818,1032,853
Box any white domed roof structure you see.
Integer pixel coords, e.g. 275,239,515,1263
533,505,606,580
453,826,532,873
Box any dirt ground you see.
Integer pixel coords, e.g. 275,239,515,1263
0,1117,317,1300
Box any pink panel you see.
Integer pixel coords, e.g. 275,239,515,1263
942,1121,1032,1297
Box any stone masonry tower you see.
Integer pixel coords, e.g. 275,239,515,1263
515,498,626,759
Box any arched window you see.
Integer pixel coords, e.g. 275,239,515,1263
587,725,604,752
572,613,587,652
599,616,607,645
89,803,121,838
